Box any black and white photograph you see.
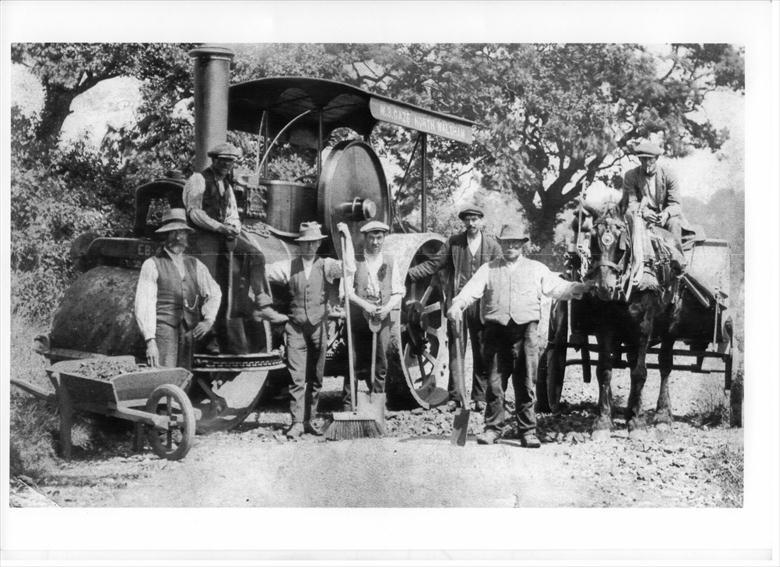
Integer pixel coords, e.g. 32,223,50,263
1,2,777,566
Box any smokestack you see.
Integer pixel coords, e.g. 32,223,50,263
189,44,235,172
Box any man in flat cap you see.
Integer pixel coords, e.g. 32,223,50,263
342,220,404,408
621,141,688,251
183,142,283,353
263,221,356,438
447,225,593,447
134,209,222,368
408,205,502,412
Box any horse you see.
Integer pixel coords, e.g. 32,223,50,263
584,204,684,439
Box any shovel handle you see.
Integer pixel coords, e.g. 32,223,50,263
340,234,357,412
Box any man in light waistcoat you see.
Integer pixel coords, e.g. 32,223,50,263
134,209,222,368
408,206,502,412
343,220,404,407
447,224,592,447
264,221,355,438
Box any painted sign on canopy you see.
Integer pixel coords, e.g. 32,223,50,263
369,98,474,144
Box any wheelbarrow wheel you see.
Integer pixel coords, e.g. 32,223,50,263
145,384,196,461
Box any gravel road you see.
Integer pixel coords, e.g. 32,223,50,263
10,352,743,508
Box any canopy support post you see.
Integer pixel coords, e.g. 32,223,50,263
420,133,428,232
317,111,323,181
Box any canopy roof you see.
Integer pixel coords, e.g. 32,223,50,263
227,77,476,148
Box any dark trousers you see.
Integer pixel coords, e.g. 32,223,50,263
665,216,683,250
191,230,269,311
483,320,539,433
343,315,390,404
285,320,326,423
155,321,193,369
447,302,488,402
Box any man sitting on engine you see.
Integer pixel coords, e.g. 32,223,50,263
183,142,286,347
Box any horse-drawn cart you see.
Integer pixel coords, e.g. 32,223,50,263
11,356,196,461
537,234,736,420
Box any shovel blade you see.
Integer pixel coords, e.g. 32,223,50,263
357,391,386,434
450,408,470,446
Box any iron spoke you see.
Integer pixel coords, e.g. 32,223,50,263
422,301,441,315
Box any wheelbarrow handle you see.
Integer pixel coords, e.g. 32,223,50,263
10,378,57,403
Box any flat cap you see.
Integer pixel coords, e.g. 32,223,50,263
497,224,530,242
207,142,241,160
360,220,390,234
458,206,484,220
633,141,664,157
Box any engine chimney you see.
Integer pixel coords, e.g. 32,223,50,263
189,44,235,172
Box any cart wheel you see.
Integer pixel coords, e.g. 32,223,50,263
145,384,196,460
536,301,567,413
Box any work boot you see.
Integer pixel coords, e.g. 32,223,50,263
444,400,459,412
520,431,541,448
253,305,289,325
285,422,304,439
476,429,500,445
473,400,487,412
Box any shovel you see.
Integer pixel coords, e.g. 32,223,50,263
224,236,249,354
450,318,470,446
359,313,387,434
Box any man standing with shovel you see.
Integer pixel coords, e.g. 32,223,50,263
343,221,404,416
446,225,593,447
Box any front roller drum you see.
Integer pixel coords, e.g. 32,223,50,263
145,384,196,460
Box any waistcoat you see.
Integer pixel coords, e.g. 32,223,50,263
288,257,330,326
153,252,201,329
481,258,544,325
200,167,233,223
354,254,394,306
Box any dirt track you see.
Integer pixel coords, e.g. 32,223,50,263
10,361,743,508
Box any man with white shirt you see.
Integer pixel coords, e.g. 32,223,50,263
134,209,222,368
343,221,403,407
408,206,502,412
182,142,283,336
447,224,593,447
263,221,355,438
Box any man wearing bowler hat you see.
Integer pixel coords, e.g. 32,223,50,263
342,220,404,408
134,209,222,369
408,205,502,412
447,224,593,447
183,142,284,350
263,221,356,438
621,141,690,252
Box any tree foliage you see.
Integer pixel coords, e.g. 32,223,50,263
11,43,744,320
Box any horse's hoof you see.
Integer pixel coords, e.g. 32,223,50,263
591,428,611,442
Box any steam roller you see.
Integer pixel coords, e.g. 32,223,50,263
34,45,480,431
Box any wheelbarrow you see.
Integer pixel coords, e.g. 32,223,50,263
11,355,196,461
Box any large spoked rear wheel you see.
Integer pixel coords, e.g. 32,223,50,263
145,384,196,461
536,300,567,413
384,234,449,410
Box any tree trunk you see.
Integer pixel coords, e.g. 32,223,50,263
529,203,566,271
36,86,77,152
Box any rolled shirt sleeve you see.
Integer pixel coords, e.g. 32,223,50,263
183,173,241,232
450,262,490,312
540,267,584,301
134,258,159,341
196,260,222,322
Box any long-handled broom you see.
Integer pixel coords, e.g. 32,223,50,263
325,233,383,440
